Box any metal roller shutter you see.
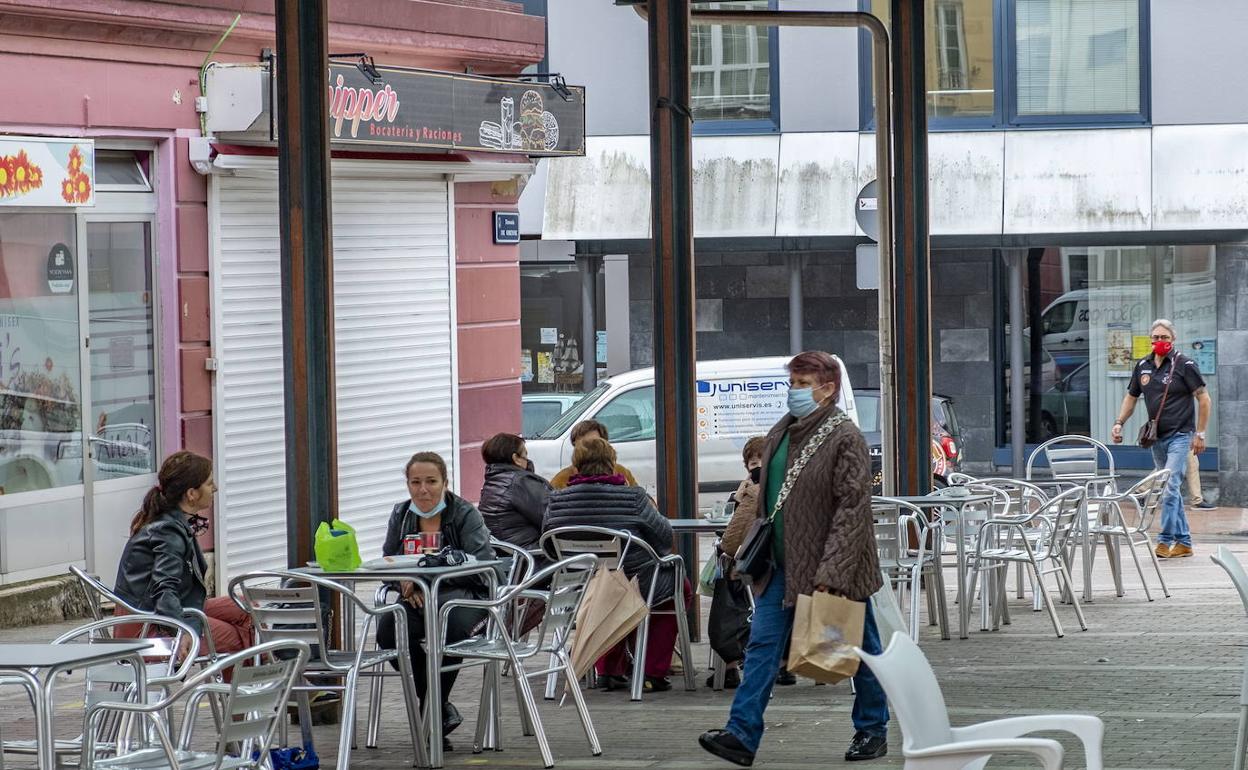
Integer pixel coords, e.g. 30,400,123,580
210,160,457,588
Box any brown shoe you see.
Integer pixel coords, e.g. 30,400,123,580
1154,543,1172,559
1169,543,1193,558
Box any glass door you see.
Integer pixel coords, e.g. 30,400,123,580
83,219,157,485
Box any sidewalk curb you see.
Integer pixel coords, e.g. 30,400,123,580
0,575,94,629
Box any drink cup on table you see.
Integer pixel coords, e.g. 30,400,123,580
421,531,442,554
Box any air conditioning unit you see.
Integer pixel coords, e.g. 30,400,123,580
204,63,272,140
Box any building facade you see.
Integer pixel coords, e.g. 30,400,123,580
519,0,1248,504
0,0,560,587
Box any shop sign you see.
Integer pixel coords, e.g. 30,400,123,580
0,137,94,207
323,63,585,157
493,212,520,244
46,243,75,294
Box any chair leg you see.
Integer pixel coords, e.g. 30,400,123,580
1055,561,1088,631
1030,563,1065,638
366,664,384,749
514,660,536,737
1015,561,1025,599
1145,536,1172,598
394,649,430,768
543,651,561,701
1104,535,1125,598
336,669,362,770
630,619,652,702
672,584,697,691
559,651,602,756
513,659,555,769
1235,648,1248,770
1123,536,1154,602
930,562,951,641
908,567,923,641
925,572,939,627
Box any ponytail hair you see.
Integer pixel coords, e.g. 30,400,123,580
130,451,213,535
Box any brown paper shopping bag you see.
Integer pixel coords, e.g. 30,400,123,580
786,592,865,684
568,567,649,679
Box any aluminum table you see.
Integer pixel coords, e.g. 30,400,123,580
296,560,500,769
0,641,150,770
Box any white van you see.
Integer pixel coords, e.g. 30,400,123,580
524,356,858,513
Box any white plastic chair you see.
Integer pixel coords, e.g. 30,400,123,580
1211,546,1248,770
438,554,601,768
80,640,311,770
541,525,696,700
855,631,1105,769
1088,469,1172,601
871,498,949,641
230,570,428,770
971,486,1088,638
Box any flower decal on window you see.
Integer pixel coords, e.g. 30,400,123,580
59,145,91,204
0,150,43,200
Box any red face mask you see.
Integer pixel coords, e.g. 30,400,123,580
1152,340,1173,357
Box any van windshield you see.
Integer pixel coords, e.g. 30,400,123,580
537,383,610,439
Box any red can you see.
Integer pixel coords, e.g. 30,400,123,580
402,534,420,555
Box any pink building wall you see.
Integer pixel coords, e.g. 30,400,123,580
0,0,541,533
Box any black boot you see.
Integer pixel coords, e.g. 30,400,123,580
699,729,755,767
844,731,888,761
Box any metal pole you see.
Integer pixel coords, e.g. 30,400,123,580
788,253,804,354
889,0,931,496
274,0,338,568
579,254,598,390
648,0,698,523
687,9,894,494
1008,251,1026,476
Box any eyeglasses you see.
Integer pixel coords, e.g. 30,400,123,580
1151,335,1173,341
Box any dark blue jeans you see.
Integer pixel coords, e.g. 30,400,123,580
724,569,889,754
1151,431,1193,546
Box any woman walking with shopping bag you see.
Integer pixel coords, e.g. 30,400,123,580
702,351,889,766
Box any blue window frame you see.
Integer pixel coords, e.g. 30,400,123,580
858,0,1149,131
691,0,781,135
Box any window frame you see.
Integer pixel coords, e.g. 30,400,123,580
857,0,1150,131
691,0,782,136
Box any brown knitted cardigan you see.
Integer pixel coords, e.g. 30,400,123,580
721,401,881,607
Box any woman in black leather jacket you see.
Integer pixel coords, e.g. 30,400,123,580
477,432,551,552
541,437,687,692
376,451,496,751
113,451,253,656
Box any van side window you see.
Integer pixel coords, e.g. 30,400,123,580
594,386,656,443
1041,301,1076,336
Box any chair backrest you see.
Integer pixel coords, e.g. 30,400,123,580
524,554,598,653
191,641,310,770
71,565,145,621
230,572,328,657
1027,435,1114,481
491,537,536,588
54,615,201,683
871,498,929,563
972,478,1049,518
1212,546,1248,618
540,525,634,571
931,486,1001,539
1035,487,1086,553
1121,469,1170,532
945,471,978,486
854,631,953,752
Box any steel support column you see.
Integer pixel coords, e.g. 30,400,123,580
275,0,338,568
889,0,932,495
788,253,804,354
1008,251,1026,475
648,0,698,521
578,253,600,390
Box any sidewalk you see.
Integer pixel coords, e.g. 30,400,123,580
2,521,1246,769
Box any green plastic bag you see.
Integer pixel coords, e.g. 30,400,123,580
314,520,361,572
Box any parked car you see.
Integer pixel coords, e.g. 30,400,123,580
1039,361,1090,439
854,389,963,493
525,356,859,514
521,392,586,438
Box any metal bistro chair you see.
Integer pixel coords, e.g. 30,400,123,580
230,570,428,770
363,537,536,749
871,498,950,641
970,478,1050,606
971,487,1088,638
1212,546,1248,770
931,486,1008,631
438,554,602,768
1087,469,1173,601
1026,435,1117,489
540,525,696,700
1,615,201,767
79,640,310,770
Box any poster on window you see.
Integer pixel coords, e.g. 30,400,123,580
1191,339,1216,374
520,349,533,383
1106,323,1132,375
536,352,553,384
0,137,94,207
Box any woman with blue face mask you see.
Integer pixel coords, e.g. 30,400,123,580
376,451,497,752
702,351,888,767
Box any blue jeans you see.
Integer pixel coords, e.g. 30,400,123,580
1151,431,1193,546
724,569,889,754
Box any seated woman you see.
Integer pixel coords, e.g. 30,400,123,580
542,437,686,692
478,432,552,553
549,419,639,489
376,451,497,751
114,451,253,656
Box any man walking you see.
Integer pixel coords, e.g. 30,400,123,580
1110,319,1212,558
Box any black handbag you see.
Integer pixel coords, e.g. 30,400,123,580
733,412,848,593
708,575,753,665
